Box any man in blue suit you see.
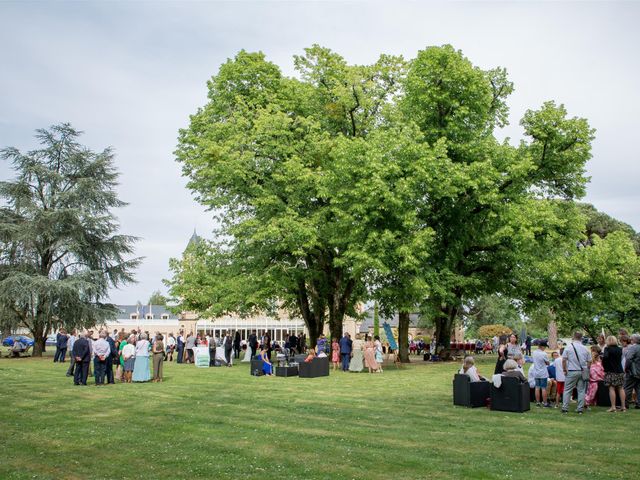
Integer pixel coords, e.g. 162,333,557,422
176,330,185,364
339,333,353,372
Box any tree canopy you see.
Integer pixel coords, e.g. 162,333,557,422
171,45,638,354
0,124,140,355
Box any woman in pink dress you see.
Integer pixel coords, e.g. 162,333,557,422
331,338,340,371
364,335,379,373
586,346,605,406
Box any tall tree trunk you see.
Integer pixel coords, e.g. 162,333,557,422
373,302,380,338
548,320,558,350
434,304,458,354
397,310,410,363
31,323,46,357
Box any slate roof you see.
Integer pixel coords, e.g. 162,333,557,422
116,305,179,320
358,307,422,333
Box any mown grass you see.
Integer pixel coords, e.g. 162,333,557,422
0,353,637,480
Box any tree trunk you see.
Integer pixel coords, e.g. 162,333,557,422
397,310,410,363
31,323,46,357
548,320,558,350
434,304,458,354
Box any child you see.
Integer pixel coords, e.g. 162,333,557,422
586,346,604,407
532,340,551,407
331,338,340,371
122,337,136,383
552,351,565,407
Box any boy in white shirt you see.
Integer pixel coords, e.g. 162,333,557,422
532,340,551,407
552,351,565,408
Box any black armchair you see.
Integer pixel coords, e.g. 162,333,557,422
490,376,530,412
453,374,490,408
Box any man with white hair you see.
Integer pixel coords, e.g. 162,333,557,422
623,333,640,409
93,331,111,386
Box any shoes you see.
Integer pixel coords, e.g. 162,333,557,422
543,403,552,408
577,411,583,415
536,402,542,408
561,410,568,414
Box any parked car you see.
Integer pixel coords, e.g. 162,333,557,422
2,335,35,347
46,334,57,346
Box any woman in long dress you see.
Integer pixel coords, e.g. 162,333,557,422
374,335,384,373
349,335,365,372
132,333,151,382
364,336,379,373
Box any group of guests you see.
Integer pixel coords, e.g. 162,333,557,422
61,328,166,386
328,333,384,373
459,329,640,414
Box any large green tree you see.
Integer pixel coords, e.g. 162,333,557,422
174,47,406,346
0,124,140,355
398,46,595,350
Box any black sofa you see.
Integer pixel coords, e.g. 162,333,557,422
491,376,530,412
299,356,330,378
453,374,490,408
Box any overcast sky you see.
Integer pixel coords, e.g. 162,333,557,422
1,1,638,305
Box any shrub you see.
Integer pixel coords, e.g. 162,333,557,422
478,324,513,338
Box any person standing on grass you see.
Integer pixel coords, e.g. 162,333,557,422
532,340,551,407
339,333,352,372
494,336,508,374
224,331,233,367
105,331,117,384
132,333,151,382
602,336,626,412
331,338,340,370
66,330,77,377
186,332,197,364
54,328,69,363
152,334,164,382
166,333,176,362
552,351,565,408
506,334,521,359
93,331,111,386
623,334,640,409
122,335,136,383
561,331,591,414
176,330,185,364
233,331,241,359
585,346,604,407
72,332,91,386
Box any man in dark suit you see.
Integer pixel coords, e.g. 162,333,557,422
224,332,233,366
72,332,91,385
339,333,353,372
105,333,118,384
54,329,68,362
248,331,258,358
289,332,298,354
176,330,185,364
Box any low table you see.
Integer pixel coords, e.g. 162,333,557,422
276,365,299,377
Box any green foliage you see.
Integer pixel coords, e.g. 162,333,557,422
147,290,168,306
459,295,521,338
0,124,140,354
477,324,513,338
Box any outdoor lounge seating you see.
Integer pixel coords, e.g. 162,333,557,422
491,377,530,412
299,356,329,378
453,374,490,408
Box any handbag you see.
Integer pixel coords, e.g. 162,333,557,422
571,343,590,381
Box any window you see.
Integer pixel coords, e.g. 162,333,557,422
130,314,138,320
161,314,169,320
145,314,154,320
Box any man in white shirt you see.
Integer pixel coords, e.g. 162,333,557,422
532,341,551,407
93,331,111,386
561,331,591,414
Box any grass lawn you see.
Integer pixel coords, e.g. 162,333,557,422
0,352,637,480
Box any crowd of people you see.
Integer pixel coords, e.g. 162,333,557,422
458,329,640,414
